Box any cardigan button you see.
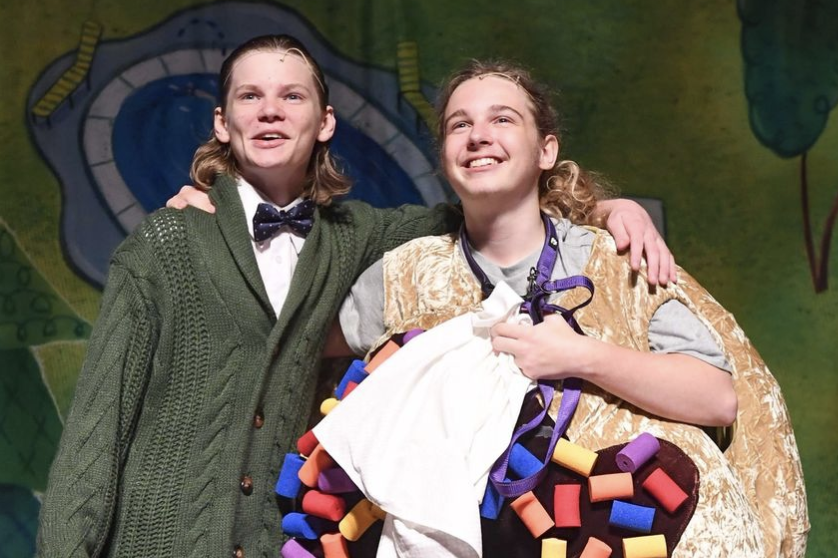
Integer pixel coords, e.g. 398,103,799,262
253,410,264,429
233,545,244,558
240,475,253,496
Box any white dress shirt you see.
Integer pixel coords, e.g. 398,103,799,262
236,178,307,317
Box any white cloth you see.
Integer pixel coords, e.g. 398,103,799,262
236,177,306,316
315,283,535,558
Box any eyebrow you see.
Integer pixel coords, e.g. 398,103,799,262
444,104,526,127
232,82,314,94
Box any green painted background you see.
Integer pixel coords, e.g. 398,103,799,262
1,0,836,556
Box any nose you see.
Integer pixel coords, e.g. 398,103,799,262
259,98,286,121
467,121,492,148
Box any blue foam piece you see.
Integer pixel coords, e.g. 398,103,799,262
335,359,369,399
480,481,505,520
281,512,331,540
508,443,543,478
609,500,655,533
275,453,306,498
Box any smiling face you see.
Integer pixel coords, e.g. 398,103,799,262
213,49,336,200
441,75,558,207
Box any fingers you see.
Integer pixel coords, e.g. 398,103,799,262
609,216,631,252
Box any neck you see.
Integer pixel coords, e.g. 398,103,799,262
243,169,307,207
462,198,545,267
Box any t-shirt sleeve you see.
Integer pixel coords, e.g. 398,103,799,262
648,299,731,372
339,259,387,356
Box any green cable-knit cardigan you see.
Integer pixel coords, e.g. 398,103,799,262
36,175,460,558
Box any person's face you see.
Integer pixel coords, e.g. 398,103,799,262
214,49,335,193
441,75,557,205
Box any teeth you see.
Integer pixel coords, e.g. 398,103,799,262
260,133,284,140
468,157,498,168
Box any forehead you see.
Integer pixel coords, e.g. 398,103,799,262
229,49,318,88
445,75,533,115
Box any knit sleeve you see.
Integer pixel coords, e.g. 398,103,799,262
36,259,158,558
362,203,462,269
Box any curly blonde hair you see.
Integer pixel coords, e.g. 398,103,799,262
190,35,350,205
435,60,615,225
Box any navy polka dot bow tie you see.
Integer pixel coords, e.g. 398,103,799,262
252,199,316,242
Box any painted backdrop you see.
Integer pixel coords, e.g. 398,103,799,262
1,1,836,556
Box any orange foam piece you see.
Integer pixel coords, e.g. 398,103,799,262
298,444,335,488
580,536,613,558
320,532,350,558
510,491,554,538
588,472,634,503
364,340,400,372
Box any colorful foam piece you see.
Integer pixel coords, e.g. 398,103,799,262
621,534,667,558
296,429,319,457
298,444,335,488
318,467,358,494
608,500,655,534
510,491,554,538
541,537,567,558
342,380,360,399
588,472,633,503
480,481,505,520
320,397,339,415
402,328,425,344
364,340,400,372
642,467,689,513
302,490,346,522
276,453,306,498
551,438,598,477
339,499,380,541
280,538,316,558
281,512,332,540
579,536,612,558
615,433,660,473
509,443,543,478
336,360,368,399
553,483,582,528
320,532,350,558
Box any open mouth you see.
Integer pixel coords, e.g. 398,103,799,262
255,132,287,141
466,157,500,169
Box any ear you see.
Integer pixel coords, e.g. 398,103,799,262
539,134,559,170
317,105,337,143
213,107,230,144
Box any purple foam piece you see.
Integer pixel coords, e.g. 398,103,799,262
402,328,425,344
280,538,316,558
318,467,358,494
616,432,660,473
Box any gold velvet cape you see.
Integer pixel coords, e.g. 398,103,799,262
374,230,808,558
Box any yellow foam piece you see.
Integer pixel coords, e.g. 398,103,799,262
551,438,598,477
541,537,567,558
320,397,339,415
339,499,379,541
622,534,667,558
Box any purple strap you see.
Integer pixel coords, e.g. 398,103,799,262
459,213,595,499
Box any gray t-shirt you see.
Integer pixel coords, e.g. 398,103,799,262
340,219,730,371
